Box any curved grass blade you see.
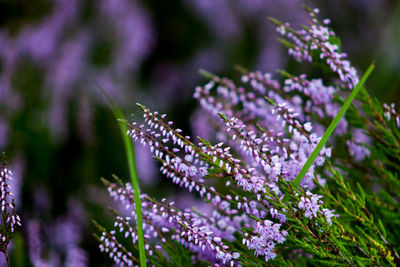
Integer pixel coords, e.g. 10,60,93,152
284,63,375,200
100,89,147,266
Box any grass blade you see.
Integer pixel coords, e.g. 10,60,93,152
101,90,147,266
285,63,375,198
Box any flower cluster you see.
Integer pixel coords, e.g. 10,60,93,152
298,191,336,225
243,220,288,261
0,156,21,264
195,70,332,189
93,8,381,266
27,202,88,267
274,8,359,89
99,178,242,265
239,68,350,136
383,103,400,128
96,97,336,265
0,169,21,234
346,129,371,161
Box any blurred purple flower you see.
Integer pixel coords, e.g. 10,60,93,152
27,198,88,266
17,0,80,63
186,0,241,40
33,188,50,216
27,219,62,267
0,0,155,145
150,47,225,107
135,144,158,186
99,0,155,74
65,247,88,267
47,33,89,92
347,129,371,161
47,33,90,141
190,110,216,142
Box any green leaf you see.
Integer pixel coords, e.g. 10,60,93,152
100,89,147,267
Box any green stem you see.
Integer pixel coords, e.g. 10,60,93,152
119,117,147,266
103,93,147,266
285,63,375,199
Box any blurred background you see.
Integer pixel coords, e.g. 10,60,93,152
0,0,399,265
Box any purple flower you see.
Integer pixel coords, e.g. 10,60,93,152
244,220,287,260
346,129,371,161
383,103,400,128
102,180,242,265
135,144,158,185
276,9,359,89
0,158,21,234
298,191,336,225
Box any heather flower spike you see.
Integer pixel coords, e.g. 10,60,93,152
270,6,359,89
0,154,22,267
96,7,400,266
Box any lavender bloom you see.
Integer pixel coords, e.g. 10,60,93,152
0,157,21,235
97,73,341,264
346,129,371,161
135,144,158,185
298,191,323,219
27,197,88,266
27,220,61,267
99,0,154,74
298,191,336,225
0,157,20,266
276,8,359,89
194,74,331,188
96,8,361,265
0,0,155,146
103,179,241,266
127,107,266,224
17,0,80,63
186,0,241,40
190,110,216,142
100,103,336,264
150,47,226,107
27,220,44,266
383,103,400,128
65,247,88,267
282,74,349,135
98,232,135,265
244,220,287,261
240,68,352,138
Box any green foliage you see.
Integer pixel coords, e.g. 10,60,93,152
162,240,195,266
